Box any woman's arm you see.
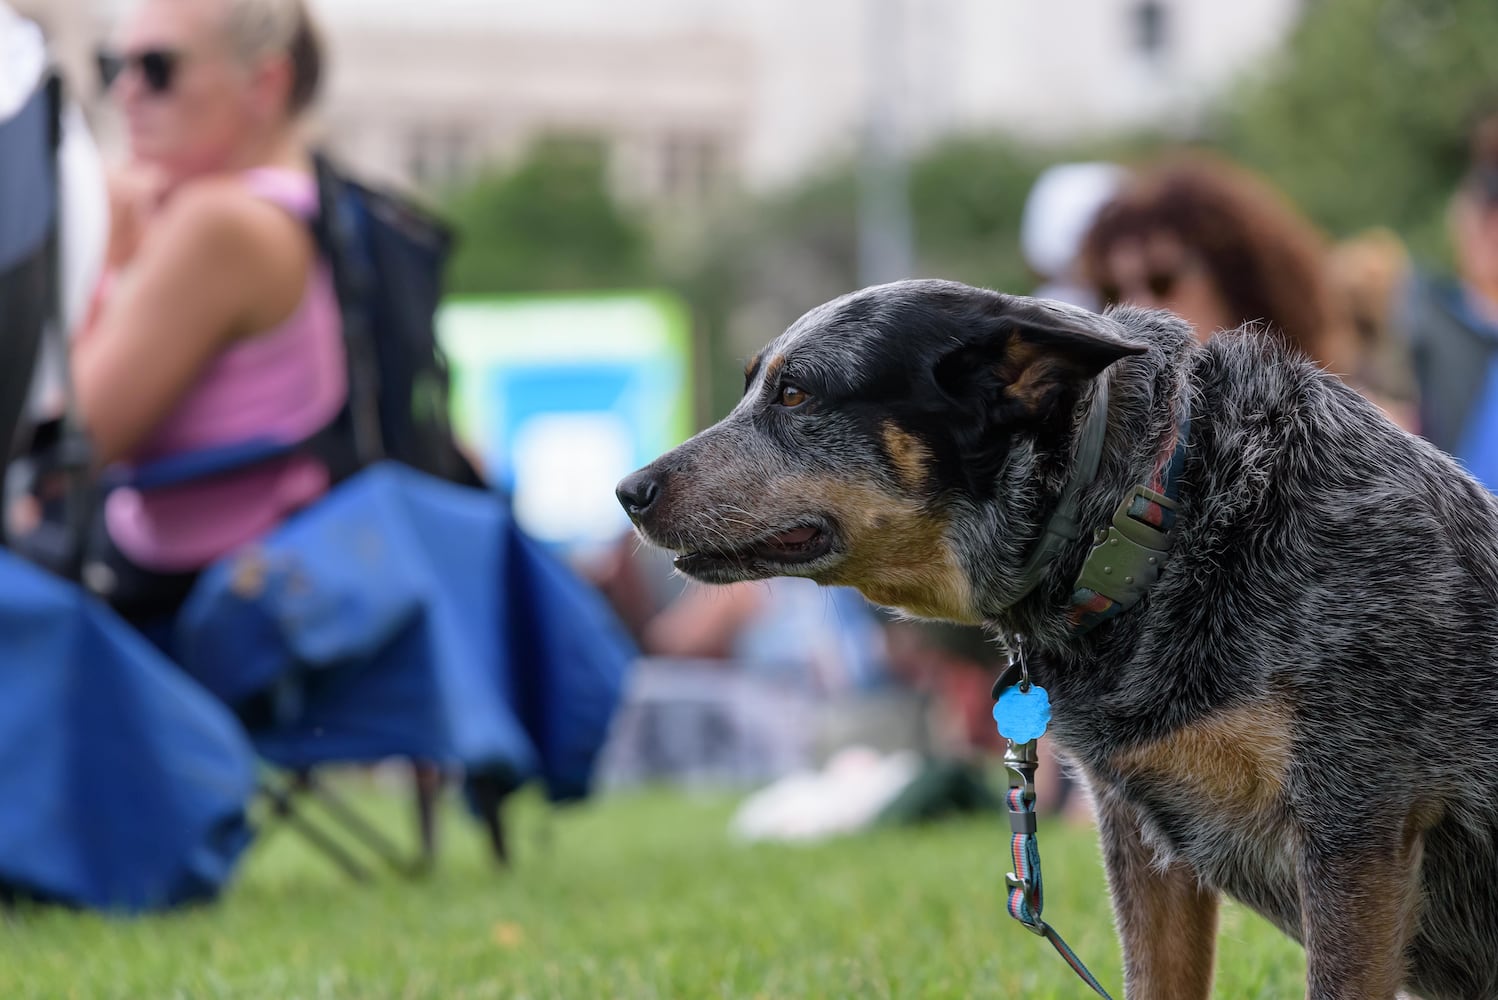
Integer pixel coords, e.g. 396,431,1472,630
73,180,313,465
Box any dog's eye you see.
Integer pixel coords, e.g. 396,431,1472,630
778,385,810,408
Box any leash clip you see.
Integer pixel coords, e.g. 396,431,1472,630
1003,874,1048,936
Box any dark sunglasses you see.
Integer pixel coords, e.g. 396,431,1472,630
1470,166,1498,208
96,48,182,95
1099,269,1183,307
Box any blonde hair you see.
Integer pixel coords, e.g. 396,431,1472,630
219,0,323,115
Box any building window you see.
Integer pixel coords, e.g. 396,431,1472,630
659,134,722,203
408,126,475,189
1131,1,1170,62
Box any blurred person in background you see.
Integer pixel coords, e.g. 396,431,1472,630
590,535,914,798
1404,110,1498,488
37,0,344,624
1328,227,1420,423
1018,161,1126,310
1079,153,1417,430
591,535,889,695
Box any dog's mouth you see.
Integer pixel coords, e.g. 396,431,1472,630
672,520,838,582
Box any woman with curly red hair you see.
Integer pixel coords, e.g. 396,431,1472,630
1078,153,1416,428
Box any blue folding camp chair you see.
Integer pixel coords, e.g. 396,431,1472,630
33,441,634,884
119,152,634,876
160,461,635,877
3,69,634,881
0,549,256,911
0,69,256,914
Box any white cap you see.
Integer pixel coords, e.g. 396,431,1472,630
1020,162,1129,281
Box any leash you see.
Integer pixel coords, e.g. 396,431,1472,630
993,640,1115,999
989,391,1192,997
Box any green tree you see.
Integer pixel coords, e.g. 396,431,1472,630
668,138,1070,418
665,165,860,421
441,138,655,294
1222,0,1498,259
908,135,1050,294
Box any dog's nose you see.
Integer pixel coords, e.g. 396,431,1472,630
616,469,661,518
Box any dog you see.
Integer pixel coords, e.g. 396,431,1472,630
616,279,1498,1000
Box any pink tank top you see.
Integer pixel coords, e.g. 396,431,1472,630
104,168,347,572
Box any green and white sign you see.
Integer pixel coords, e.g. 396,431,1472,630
438,291,694,547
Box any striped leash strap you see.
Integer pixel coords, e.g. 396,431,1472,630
1005,740,1116,1000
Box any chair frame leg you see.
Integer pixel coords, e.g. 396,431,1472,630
467,774,510,867
413,761,442,872
258,777,372,882
255,762,443,881
293,769,429,878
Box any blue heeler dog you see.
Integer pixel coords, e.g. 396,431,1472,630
617,279,1498,1000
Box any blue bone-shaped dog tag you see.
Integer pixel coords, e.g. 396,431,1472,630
993,684,1051,743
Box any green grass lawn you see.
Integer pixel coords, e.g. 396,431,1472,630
0,781,1305,999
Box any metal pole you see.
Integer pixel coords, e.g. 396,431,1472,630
857,0,915,288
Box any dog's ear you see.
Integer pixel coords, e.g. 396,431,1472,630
934,296,1148,423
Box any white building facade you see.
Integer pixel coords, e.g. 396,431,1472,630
30,0,1305,200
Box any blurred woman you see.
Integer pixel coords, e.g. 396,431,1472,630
1403,110,1498,480
69,0,343,621
1328,227,1419,419
1078,153,1416,428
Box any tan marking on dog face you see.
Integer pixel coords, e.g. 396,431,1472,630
761,354,786,386
880,423,932,493
1111,704,1293,816
779,474,975,622
743,353,762,384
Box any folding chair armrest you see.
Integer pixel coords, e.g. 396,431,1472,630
108,437,304,492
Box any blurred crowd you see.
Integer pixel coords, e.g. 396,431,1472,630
8,0,1498,834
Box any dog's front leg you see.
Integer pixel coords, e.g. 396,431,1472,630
1096,792,1218,999
1298,830,1423,1000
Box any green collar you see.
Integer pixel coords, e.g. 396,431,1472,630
1002,380,1112,610
1001,380,1190,633
1068,406,1189,632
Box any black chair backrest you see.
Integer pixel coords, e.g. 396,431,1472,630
310,154,471,484
0,72,61,533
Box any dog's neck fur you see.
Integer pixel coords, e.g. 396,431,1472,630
971,306,1200,653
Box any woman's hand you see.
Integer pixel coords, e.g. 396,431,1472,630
103,164,169,271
